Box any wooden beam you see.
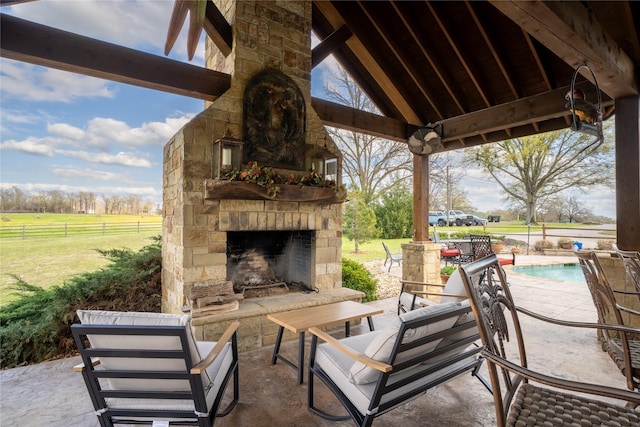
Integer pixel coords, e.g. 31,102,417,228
311,98,408,142
413,155,430,242
615,95,640,251
203,0,232,57
490,0,637,98
311,25,352,68
0,13,231,102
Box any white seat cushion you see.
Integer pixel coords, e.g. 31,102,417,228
76,310,210,391
348,302,460,384
440,269,467,304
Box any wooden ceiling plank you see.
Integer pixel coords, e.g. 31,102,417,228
0,13,230,102
356,0,444,120
427,2,492,108
203,0,232,57
466,1,519,99
490,0,637,98
391,2,466,116
311,25,352,68
522,31,552,91
313,1,421,124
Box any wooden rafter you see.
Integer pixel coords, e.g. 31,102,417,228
427,2,491,109
466,1,519,99
356,1,444,121
389,1,465,118
0,13,231,102
314,0,421,124
203,0,232,57
490,0,637,98
311,25,352,68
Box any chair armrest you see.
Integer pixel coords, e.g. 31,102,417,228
516,306,640,335
402,280,444,288
308,327,392,373
73,358,101,372
191,320,239,374
481,349,640,405
616,303,640,317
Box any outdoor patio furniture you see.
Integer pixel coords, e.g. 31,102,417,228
469,234,515,265
71,310,239,427
397,268,468,314
575,251,640,393
307,298,491,427
459,254,640,427
433,228,462,265
382,242,402,272
613,244,640,295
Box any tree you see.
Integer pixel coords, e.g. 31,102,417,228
465,126,613,224
324,68,413,204
374,185,413,239
343,190,378,253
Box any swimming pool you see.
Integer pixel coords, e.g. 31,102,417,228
512,263,585,283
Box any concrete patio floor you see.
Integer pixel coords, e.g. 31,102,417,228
0,255,631,426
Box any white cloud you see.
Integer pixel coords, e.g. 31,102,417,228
0,60,115,102
51,167,137,184
57,149,153,168
47,123,85,140
0,137,55,156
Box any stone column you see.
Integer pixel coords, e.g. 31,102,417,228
401,241,442,285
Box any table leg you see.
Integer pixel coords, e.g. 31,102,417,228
271,326,284,365
367,316,375,331
298,331,305,384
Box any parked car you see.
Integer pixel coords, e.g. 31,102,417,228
447,210,486,226
470,215,487,226
428,211,447,227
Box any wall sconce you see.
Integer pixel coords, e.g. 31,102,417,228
313,144,338,182
212,130,243,179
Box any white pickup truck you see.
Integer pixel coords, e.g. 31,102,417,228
447,210,486,226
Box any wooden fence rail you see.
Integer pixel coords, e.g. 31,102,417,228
0,221,162,239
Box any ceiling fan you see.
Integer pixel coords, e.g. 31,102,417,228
407,122,443,155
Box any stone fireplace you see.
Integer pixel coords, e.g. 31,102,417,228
161,0,363,351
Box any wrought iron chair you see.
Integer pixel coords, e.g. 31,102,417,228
459,254,640,426
381,242,402,272
433,228,462,266
72,310,239,427
575,251,640,393
469,234,515,265
307,299,491,427
613,244,640,298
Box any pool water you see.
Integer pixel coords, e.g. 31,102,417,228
512,263,585,283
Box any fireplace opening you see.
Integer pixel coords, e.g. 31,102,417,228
226,230,315,297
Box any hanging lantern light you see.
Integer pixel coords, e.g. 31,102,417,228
212,130,243,179
565,63,603,141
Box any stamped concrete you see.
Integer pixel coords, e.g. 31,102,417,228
0,255,630,427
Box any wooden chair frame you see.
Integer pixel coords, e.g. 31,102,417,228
459,255,640,427
72,320,240,427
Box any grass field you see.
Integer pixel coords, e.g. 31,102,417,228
0,213,604,305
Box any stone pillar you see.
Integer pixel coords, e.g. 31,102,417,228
401,241,441,284
598,253,640,328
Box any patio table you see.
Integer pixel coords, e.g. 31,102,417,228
267,300,383,383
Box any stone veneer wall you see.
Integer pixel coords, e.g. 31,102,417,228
162,0,343,315
598,253,640,328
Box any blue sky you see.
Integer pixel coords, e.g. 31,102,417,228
0,0,615,218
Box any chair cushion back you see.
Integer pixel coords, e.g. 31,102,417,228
76,310,210,391
440,269,467,303
349,302,460,384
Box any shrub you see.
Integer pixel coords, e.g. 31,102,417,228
0,237,162,369
557,238,574,248
440,265,457,275
342,258,378,303
597,239,616,250
533,239,554,252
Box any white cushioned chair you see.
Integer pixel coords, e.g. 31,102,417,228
398,268,468,314
71,310,239,427
307,300,491,427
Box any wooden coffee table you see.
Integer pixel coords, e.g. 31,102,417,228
267,300,384,383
